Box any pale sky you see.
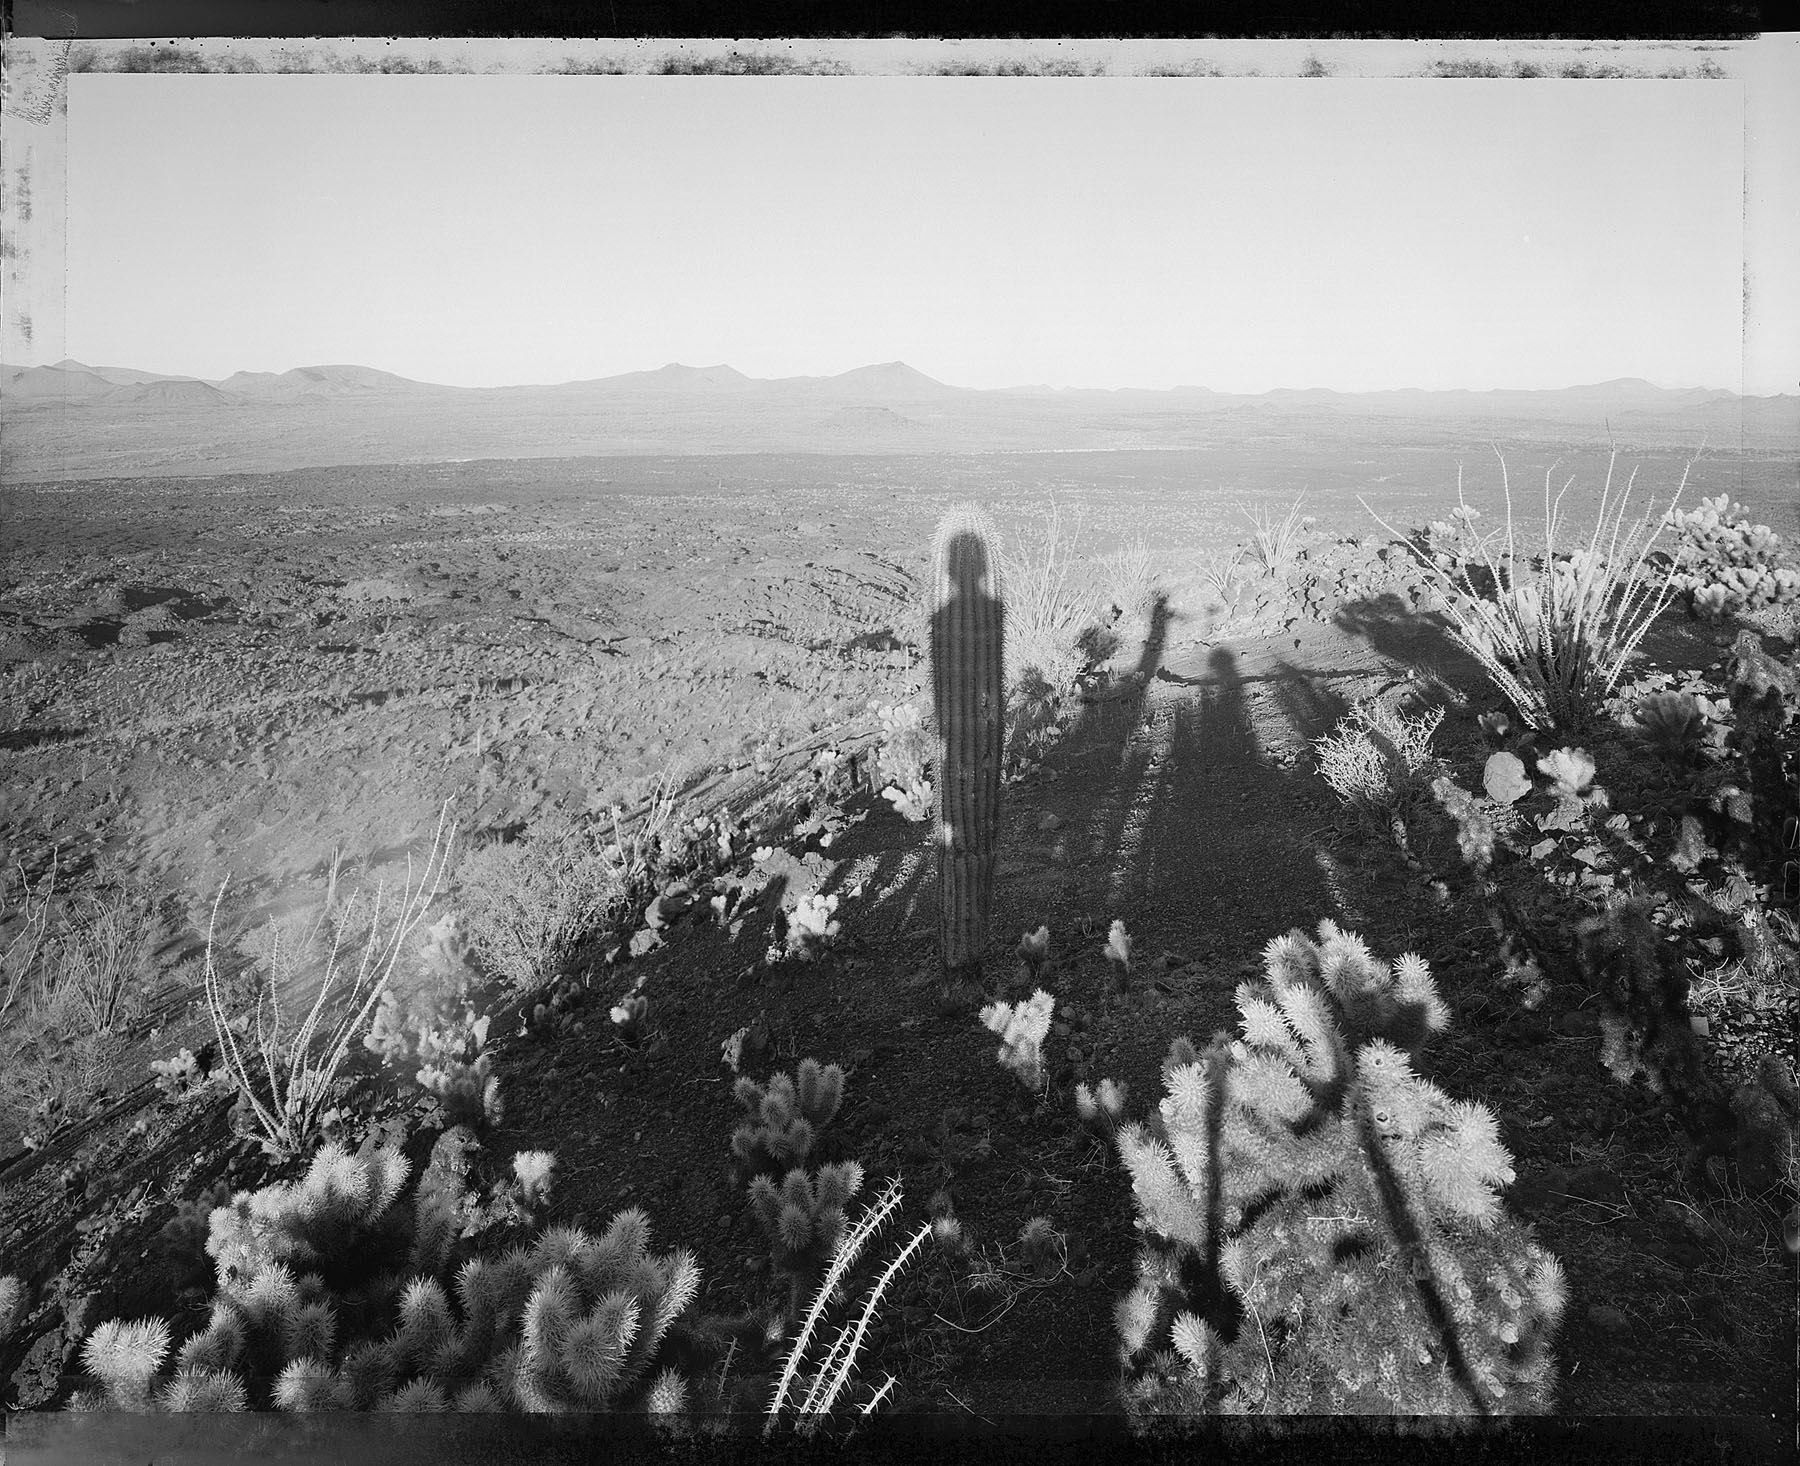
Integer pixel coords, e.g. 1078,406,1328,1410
57,72,1773,393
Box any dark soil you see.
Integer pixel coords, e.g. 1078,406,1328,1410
1,453,1795,1444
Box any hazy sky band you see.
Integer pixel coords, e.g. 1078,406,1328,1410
68,74,1752,393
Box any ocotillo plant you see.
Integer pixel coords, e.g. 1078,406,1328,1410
929,506,1005,980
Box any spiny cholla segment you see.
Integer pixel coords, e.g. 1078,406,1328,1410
979,988,1054,1092
73,1205,699,1414
70,1130,703,1415
929,505,1004,978
1113,920,1566,1417
730,1058,845,1180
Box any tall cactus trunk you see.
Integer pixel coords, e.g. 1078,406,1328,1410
929,507,1005,980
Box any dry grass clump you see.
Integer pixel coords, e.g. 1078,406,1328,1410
1364,448,1689,733
1240,495,1313,579
0,865,162,1147
999,502,1104,703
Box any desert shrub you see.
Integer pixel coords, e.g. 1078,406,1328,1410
1111,920,1566,1416
1313,699,1445,829
455,815,623,994
204,808,456,1160
1659,493,1799,619
1102,536,1155,627
70,1134,702,1414
1365,450,1690,733
1000,503,1104,711
1,874,162,1147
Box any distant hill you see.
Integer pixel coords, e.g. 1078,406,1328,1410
555,363,756,392
219,364,435,398
52,359,205,388
796,362,959,400
101,379,235,407
3,355,1792,480
3,364,117,398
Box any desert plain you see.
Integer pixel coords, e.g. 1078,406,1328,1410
0,362,1796,1444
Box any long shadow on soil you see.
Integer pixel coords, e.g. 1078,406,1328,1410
1020,599,1367,968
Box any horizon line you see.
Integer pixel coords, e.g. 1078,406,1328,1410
3,356,1774,399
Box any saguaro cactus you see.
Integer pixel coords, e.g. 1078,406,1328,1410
929,506,1005,979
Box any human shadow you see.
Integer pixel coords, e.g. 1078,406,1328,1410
1002,587,1348,988
1331,591,1489,700
926,526,1006,979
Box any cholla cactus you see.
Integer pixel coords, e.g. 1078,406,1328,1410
749,1160,866,1321
150,1048,219,1103
1536,747,1597,801
505,1214,702,1411
1017,1217,1064,1280
874,702,930,795
1075,1077,1129,1140
1632,690,1710,759
1102,921,1133,985
979,989,1054,1093
1429,775,1495,875
206,1141,411,1287
609,993,650,1046
1662,493,1799,618
785,893,841,961
1017,925,1051,982
1113,921,1565,1417
512,1151,556,1209
731,1059,846,1180
366,981,502,1128
75,1170,699,1416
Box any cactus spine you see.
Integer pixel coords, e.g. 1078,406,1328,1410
929,506,1005,979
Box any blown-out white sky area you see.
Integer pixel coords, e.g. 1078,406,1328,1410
62,72,1776,393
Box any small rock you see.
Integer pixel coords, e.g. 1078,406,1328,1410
1036,811,1061,832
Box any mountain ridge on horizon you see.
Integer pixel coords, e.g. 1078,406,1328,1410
0,357,1776,403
